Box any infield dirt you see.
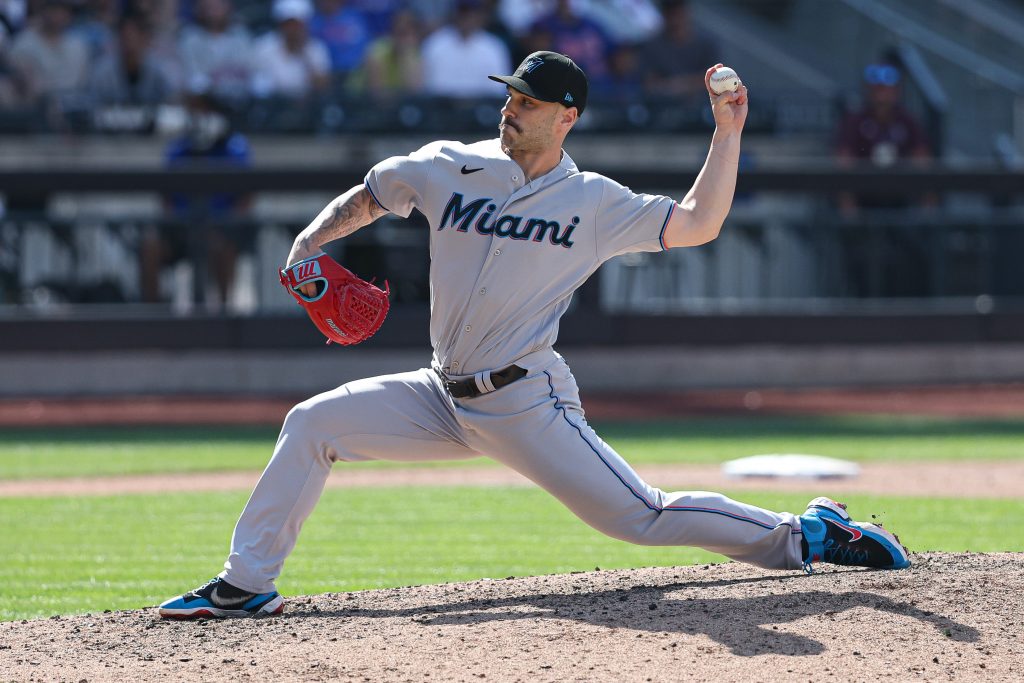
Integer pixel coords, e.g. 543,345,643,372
2,553,1020,682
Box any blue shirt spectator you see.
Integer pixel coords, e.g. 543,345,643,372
309,0,372,74
532,0,613,80
350,0,399,37
165,97,250,217
590,44,643,103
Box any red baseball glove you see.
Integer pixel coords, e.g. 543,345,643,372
279,253,390,346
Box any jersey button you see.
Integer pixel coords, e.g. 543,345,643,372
452,361,459,370
464,325,471,332
512,175,519,181
493,249,501,256
478,288,486,295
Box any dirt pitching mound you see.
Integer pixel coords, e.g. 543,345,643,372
2,553,1021,682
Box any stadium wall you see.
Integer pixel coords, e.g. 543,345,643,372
0,344,1021,397
1,310,1021,396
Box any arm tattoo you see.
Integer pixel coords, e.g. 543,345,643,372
298,186,388,254
315,186,386,242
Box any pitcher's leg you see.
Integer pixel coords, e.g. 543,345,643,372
468,375,803,570
223,369,477,593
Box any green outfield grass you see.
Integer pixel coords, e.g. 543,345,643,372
2,415,1023,480
2,486,1022,621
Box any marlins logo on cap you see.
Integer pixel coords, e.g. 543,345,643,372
489,51,589,115
522,56,545,74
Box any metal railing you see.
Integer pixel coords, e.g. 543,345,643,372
1,165,1021,315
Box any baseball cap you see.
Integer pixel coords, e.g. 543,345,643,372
272,0,313,22
864,64,901,86
489,51,589,115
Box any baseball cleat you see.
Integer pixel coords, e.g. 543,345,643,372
158,577,284,619
800,497,911,573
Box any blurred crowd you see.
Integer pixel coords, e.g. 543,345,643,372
0,0,721,118
1,0,957,307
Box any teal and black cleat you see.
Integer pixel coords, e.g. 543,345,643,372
159,577,284,619
800,497,911,573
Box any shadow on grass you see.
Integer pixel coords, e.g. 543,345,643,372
289,573,979,657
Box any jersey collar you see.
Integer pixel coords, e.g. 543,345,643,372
490,138,578,183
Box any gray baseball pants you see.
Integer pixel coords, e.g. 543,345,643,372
222,351,805,594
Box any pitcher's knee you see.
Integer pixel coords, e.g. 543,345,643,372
285,387,355,436
278,395,347,464
581,508,664,546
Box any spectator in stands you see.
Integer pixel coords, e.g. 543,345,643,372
7,0,90,106
580,0,662,44
496,0,547,36
71,0,118,63
349,0,398,38
178,0,253,103
359,8,422,100
480,0,522,66
835,62,932,212
837,63,931,169
641,0,717,100
530,0,612,81
421,0,510,99
88,12,175,106
129,0,186,93
308,0,372,84
0,0,27,108
590,43,643,103
0,0,27,43
405,0,455,32
250,0,330,101
515,18,552,63
141,84,251,309
834,61,934,298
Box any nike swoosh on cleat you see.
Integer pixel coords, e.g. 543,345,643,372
823,517,864,542
210,584,254,608
461,165,484,174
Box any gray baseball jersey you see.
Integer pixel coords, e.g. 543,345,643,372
219,140,806,595
364,138,675,376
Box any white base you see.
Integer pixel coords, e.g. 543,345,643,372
722,454,861,479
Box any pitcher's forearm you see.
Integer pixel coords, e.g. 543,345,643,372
679,130,741,239
287,185,388,265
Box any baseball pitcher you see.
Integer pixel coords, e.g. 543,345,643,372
160,53,910,619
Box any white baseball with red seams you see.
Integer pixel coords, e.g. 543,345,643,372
709,66,741,95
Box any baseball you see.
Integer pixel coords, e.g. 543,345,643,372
709,66,741,95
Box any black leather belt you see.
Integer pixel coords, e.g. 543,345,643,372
436,364,527,399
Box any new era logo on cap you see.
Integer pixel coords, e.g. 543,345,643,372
489,51,589,116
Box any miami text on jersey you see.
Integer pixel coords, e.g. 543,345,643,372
439,193,578,248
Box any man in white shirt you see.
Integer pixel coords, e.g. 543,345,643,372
251,0,331,100
178,0,253,102
421,0,510,98
7,0,88,103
